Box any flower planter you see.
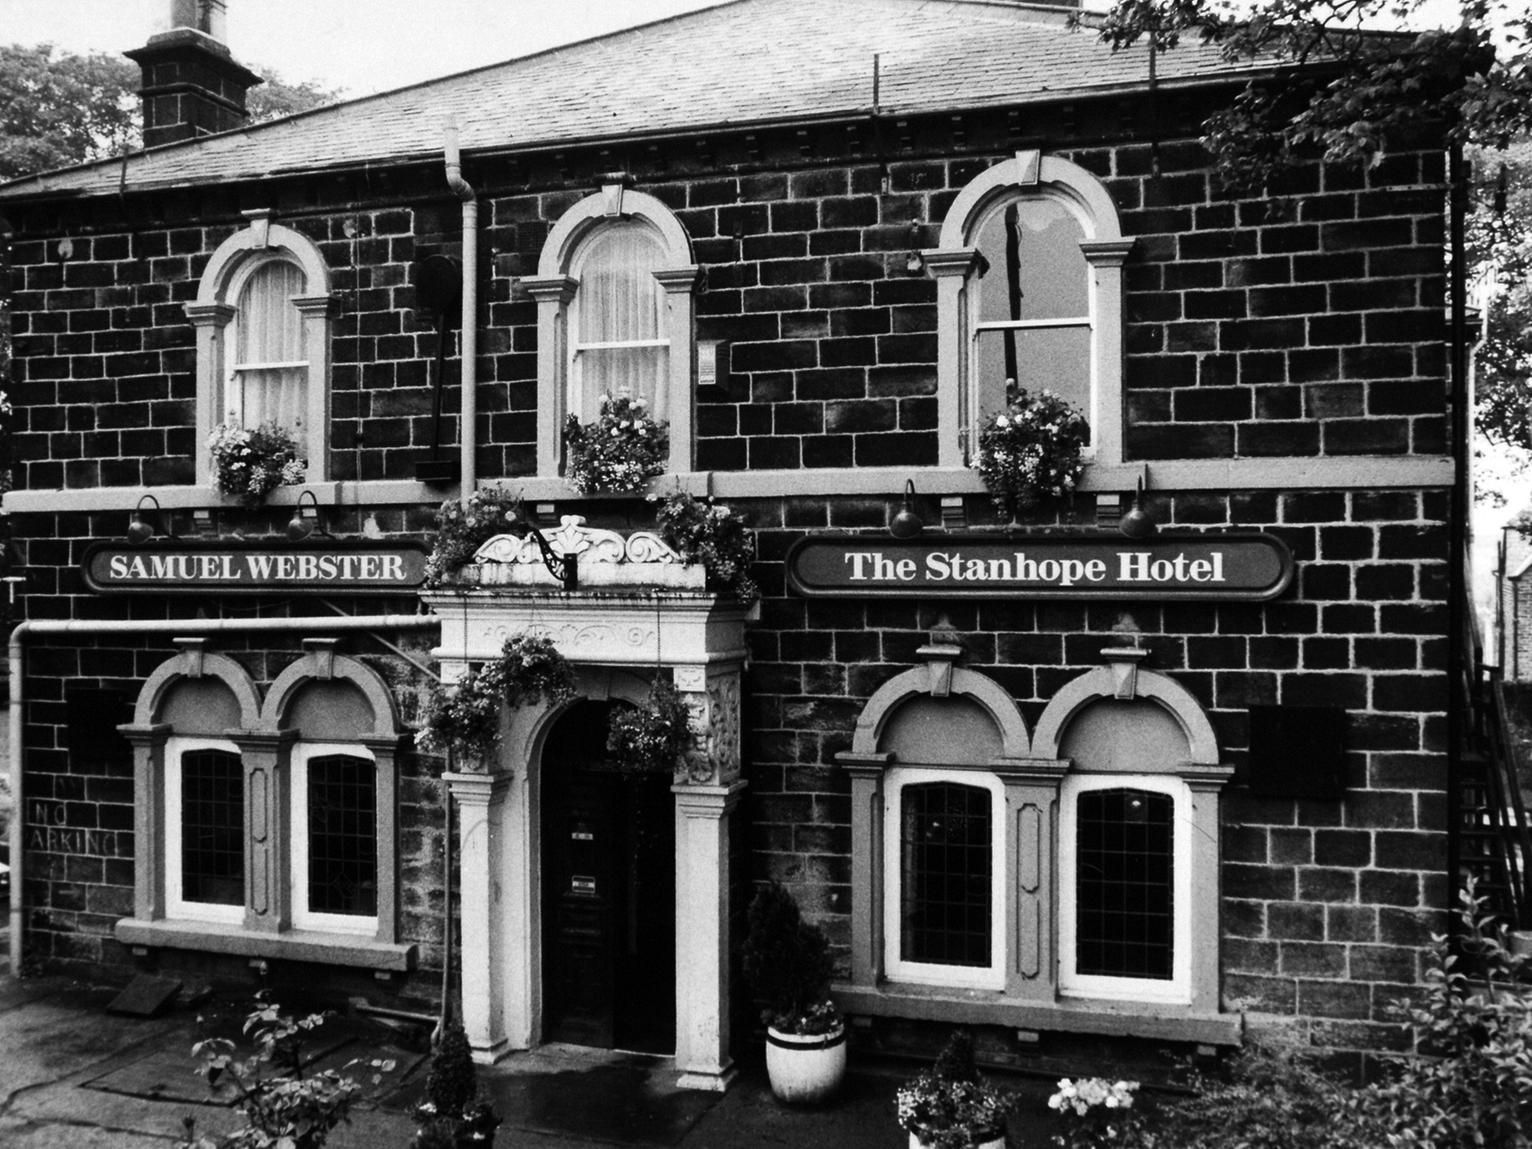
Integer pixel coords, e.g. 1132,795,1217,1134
907,1131,1006,1149
765,1022,847,1105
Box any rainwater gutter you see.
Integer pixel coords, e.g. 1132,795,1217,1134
443,117,478,499
6,612,441,980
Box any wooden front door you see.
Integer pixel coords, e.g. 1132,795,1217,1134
541,700,676,1053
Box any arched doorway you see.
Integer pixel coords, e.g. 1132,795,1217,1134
539,699,677,1053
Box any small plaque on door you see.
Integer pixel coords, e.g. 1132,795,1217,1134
571,830,594,841
571,875,597,894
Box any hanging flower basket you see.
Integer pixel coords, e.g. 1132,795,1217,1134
209,421,306,505
424,489,527,586
418,634,576,765
606,677,692,775
650,490,758,603
971,385,1088,521
563,391,668,494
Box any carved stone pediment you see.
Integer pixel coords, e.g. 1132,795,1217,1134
463,515,703,589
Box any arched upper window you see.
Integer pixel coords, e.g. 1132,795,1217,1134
186,209,336,487
569,220,672,423
525,186,698,480
929,152,1133,469
226,254,309,431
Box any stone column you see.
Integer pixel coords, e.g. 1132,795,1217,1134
924,247,979,468
120,723,171,921
446,771,514,1063
1182,764,1234,1014
838,752,891,987
523,276,577,478
672,779,745,1091
993,760,1069,1000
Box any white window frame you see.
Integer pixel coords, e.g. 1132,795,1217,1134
928,152,1134,470
222,251,312,428
1058,773,1194,1005
186,208,337,487
289,741,381,936
883,766,1007,990
524,187,699,480
164,735,246,926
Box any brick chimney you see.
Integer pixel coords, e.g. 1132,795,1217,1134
125,0,262,148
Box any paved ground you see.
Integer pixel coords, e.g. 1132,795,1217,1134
0,975,1060,1148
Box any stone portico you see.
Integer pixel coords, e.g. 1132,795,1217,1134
425,517,748,1091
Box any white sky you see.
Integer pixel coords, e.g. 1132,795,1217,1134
1,0,1486,98
0,0,728,96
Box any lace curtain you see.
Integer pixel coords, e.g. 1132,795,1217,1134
229,259,307,431
571,223,669,422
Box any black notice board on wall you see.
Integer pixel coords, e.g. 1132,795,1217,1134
1245,705,1348,799
65,685,133,763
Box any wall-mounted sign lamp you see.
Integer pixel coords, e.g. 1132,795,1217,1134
889,479,925,539
1118,476,1158,540
126,494,168,545
286,490,328,541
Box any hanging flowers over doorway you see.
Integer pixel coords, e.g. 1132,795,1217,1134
606,676,693,776
417,633,576,766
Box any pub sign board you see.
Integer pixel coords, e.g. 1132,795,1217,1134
785,532,1294,601
82,540,430,596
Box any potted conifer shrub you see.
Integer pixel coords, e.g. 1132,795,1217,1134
741,881,846,1105
412,1019,501,1147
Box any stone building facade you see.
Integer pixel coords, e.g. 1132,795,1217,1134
0,0,1464,1081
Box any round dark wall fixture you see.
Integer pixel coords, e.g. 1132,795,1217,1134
412,253,462,318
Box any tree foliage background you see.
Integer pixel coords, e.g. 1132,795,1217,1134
1088,0,1532,517
0,42,344,183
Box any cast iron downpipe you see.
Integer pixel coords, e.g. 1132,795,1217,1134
444,116,478,499
6,613,441,979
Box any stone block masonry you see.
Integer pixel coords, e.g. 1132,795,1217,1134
3,117,1447,490
745,486,1449,1065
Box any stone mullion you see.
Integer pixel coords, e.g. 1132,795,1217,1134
234,730,295,934
993,760,1069,1001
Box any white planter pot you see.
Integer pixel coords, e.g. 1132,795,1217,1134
908,1131,1007,1149
765,1022,847,1105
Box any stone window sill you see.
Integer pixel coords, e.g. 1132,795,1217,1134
115,917,416,972
833,982,1241,1046
0,455,1453,517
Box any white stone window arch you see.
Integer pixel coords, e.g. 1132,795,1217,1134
260,639,405,948
115,638,414,972
836,642,1236,1043
1034,652,1231,1014
927,152,1133,469
524,187,699,479
186,209,338,486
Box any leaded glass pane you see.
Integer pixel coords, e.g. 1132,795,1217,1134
307,755,378,917
1075,788,1174,979
900,782,991,967
181,748,244,906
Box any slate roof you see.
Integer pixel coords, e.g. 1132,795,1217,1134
0,0,1265,202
